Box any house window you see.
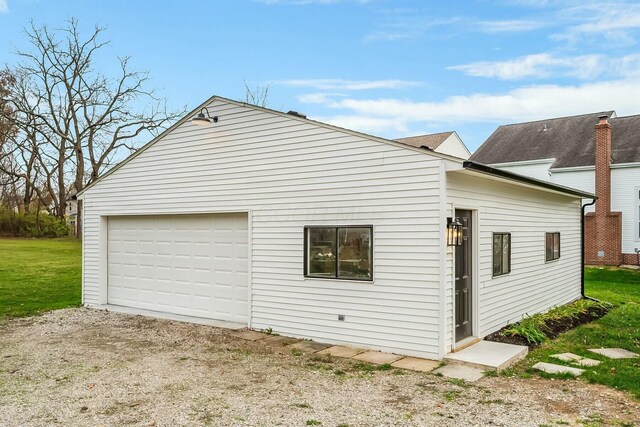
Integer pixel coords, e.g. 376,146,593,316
637,188,640,239
304,226,372,281
492,233,511,277
545,232,561,262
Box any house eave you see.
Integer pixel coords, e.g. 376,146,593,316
461,161,596,199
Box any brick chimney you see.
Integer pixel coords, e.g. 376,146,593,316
594,115,612,215
584,114,622,266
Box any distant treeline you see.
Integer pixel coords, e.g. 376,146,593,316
0,208,69,238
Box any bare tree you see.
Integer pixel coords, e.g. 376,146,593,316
1,19,184,235
244,81,270,107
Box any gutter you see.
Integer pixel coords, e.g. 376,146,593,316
581,198,600,301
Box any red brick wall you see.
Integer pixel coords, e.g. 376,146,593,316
584,212,622,265
622,253,640,266
583,116,623,266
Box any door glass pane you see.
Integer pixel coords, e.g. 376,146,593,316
307,228,336,277
338,227,372,279
502,234,510,273
493,234,502,276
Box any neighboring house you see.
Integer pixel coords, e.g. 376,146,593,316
65,197,78,236
50,196,78,236
77,96,592,360
394,131,471,159
471,112,640,266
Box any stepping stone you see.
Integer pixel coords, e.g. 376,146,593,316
533,362,584,376
551,353,583,362
433,364,484,382
287,341,331,354
352,350,403,365
391,357,439,372
588,348,639,359
261,335,300,347
235,330,267,341
316,345,366,358
551,353,601,367
576,358,601,367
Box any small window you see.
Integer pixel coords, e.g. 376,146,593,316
637,188,640,239
492,232,511,277
545,232,561,262
305,226,372,281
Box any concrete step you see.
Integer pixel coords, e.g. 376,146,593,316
443,340,528,371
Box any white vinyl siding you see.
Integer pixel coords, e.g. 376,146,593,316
491,161,554,182
447,172,581,341
552,167,640,253
81,99,443,359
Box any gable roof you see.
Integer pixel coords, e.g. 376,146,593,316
394,132,453,150
77,95,592,200
78,96,459,197
470,111,640,168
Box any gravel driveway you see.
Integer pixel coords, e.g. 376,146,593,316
0,308,638,427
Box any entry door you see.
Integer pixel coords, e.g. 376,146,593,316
455,209,473,342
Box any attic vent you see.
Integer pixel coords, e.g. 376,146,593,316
287,110,307,119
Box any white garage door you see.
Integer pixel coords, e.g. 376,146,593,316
107,213,249,323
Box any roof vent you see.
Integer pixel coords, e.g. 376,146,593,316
287,110,307,119
542,124,548,132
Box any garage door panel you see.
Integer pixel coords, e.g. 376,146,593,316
107,213,249,323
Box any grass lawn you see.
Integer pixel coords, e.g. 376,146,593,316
514,267,640,399
0,238,82,318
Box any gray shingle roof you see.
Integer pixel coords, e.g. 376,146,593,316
470,111,640,168
394,131,453,150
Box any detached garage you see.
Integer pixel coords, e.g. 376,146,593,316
78,96,593,360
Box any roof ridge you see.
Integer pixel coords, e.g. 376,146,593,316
497,110,615,128
395,131,454,140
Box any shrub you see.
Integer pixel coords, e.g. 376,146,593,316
0,208,70,238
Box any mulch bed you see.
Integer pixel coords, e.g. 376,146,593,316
484,302,610,349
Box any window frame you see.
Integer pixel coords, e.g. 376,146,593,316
636,187,640,241
492,232,511,277
303,225,373,282
545,232,561,262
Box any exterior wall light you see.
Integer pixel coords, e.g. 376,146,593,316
191,107,219,125
447,217,463,246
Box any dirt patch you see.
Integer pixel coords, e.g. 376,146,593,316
0,308,638,426
485,305,610,348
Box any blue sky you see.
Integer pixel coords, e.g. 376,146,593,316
1,0,639,151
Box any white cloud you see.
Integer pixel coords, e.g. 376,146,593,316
276,78,422,90
0,0,8,14
553,3,640,43
476,20,544,33
309,78,640,136
449,53,640,80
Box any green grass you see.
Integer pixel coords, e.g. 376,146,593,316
514,267,640,399
0,238,82,318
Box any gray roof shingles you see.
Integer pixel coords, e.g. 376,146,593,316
394,131,453,150
470,111,640,168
